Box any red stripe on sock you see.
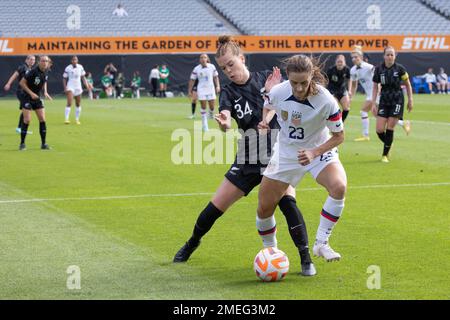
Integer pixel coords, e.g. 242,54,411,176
321,210,338,222
258,226,277,235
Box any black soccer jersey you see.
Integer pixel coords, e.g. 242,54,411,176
219,70,279,170
326,66,350,92
16,64,32,93
23,66,48,97
373,62,408,106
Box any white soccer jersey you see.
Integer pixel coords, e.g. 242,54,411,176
63,64,86,89
190,63,218,96
265,81,343,160
350,61,374,96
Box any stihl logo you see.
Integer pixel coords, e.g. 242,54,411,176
402,37,449,50
0,39,14,53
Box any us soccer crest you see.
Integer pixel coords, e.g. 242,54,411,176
281,110,289,121
291,110,302,126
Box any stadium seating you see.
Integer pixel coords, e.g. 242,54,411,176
421,0,450,18
0,0,235,37
1,0,449,37
205,0,450,35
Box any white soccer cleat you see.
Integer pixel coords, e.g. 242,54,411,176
313,242,341,262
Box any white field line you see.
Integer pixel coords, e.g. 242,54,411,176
0,182,449,204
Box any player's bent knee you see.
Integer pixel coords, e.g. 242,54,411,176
330,182,347,199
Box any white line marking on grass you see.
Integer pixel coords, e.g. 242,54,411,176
0,182,449,204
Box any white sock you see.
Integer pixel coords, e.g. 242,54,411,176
75,106,81,121
315,196,345,244
256,215,277,248
201,110,208,130
65,107,71,120
361,111,369,137
397,120,404,127
209,110,214,118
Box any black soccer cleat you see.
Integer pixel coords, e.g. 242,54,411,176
173,241,200,263
19,143,26,151
41,144,51,150
299,248,317,276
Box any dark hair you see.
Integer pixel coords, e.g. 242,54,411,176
282,54,327,96
383,45,396,54
216,35,242,58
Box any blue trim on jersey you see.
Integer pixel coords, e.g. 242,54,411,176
284,95,315,109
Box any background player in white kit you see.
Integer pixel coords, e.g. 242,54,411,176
63,56,91,125
257,54,347,262
349,46,375,142
188,53,221,132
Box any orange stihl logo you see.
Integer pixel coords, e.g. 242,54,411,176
0,40,13,53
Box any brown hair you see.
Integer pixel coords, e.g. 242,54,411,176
216,35,242,58
383,45,396,54
282,54,327,96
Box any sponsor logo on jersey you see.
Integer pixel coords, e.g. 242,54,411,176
281,110,288,121
34,77,41,85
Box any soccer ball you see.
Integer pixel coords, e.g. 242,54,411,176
253,247,289,282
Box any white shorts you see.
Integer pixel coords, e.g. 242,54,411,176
263,145,340,187
67,87,83,97
365,90,373,101
198,92,216,101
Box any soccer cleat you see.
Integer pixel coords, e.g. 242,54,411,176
188,115,195,119
64,120,70,124
381,156,389,163
41,144,51,150
301,262,317,276
313,242,341,262
354,136,370,142
76,120,81,125
19,143,26,151
173,241,200,263
403,120,411,136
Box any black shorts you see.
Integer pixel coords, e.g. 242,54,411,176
377,101,404,118
224,161,264,196
16,91,23,109
192,85,197,92
20,96,44,110
329,88,348,101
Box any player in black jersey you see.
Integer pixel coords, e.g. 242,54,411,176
4,55,36,134
174,36,316,276
372,46,413,163
326,55,351,122
18,55,53,151
188,78,199,119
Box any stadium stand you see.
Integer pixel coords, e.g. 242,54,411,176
205,0,450,35
1,0,449,37
421,0,450,18
0,0,237,37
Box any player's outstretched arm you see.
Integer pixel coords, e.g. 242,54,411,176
298,131,344,166
4,71,19,91
214,110,231,132
264,67,281,93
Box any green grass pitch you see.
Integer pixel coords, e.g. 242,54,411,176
0,94,449,299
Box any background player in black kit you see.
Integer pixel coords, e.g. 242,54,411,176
18,55,53,151
3,55,36,134
372,46,413,163
174,36,316,276
326,55,351,122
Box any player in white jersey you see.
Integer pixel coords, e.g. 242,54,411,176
257,55,347,262
188,54,221,131
349,46,376,141
63,56,91,125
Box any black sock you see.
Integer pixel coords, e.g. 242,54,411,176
342,110,349,122
191,102,196,115
377,131,386,143
278,195,311,263
189,202,223,246
18,113,24,128
39,121,46,145
21,122,29,144
383,129,394,156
